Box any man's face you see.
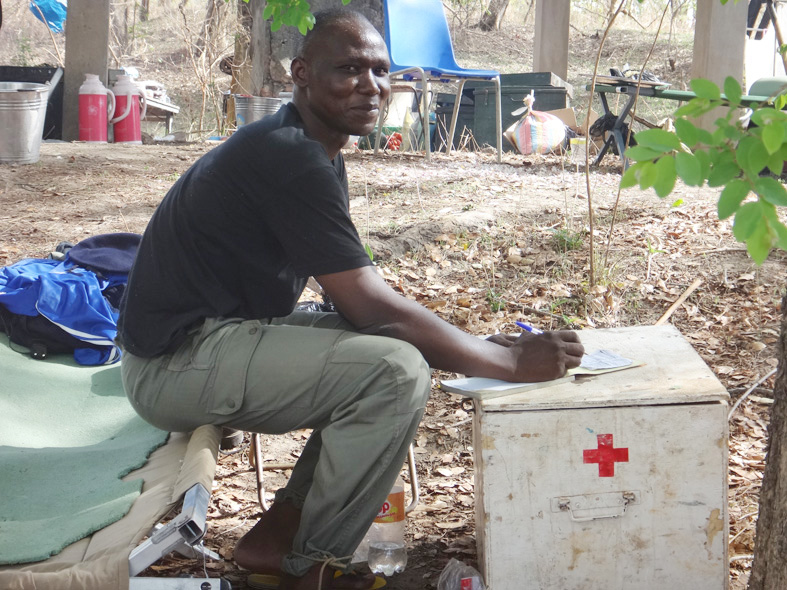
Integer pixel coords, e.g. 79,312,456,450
297,19,391,138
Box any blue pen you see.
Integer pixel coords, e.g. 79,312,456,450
515,321,543,335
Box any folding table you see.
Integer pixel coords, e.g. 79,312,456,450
589,79,771,168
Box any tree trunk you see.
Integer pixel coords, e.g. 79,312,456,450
250,0,269,97
748,291,787,589
523,0,535,24
196,0,222,57
249,0,383,95
479,0,511,31
231,0,253,95
139,0,149,22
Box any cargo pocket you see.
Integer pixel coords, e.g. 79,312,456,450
166,318,263,416
205,318,264,415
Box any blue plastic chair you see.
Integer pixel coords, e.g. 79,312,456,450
374,0,502,162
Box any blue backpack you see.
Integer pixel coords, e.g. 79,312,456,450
0,233,140,365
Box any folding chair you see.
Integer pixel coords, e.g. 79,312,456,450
374,0,503,162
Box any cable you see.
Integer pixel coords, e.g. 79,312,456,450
201,541,209,579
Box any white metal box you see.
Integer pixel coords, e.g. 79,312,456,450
472,325,729,590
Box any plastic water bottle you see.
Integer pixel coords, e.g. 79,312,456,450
368,540,407,576
353,476,407,575
437,558,486,590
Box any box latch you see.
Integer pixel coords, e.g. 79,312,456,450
551,490,640,522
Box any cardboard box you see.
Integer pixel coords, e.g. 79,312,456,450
548,107,579,133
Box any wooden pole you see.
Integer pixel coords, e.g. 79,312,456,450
655,278,703,326
766,1,787,75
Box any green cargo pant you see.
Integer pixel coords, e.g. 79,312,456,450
120,311,430,576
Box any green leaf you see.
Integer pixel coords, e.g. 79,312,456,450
620,162,644,189
691,78,722,100
283,9,297,26
771,218,787,250
733,201,763,241
710,125,729,146
694,149,711,179
676,99,714,118
718,179,750,219
675,152,703,186
750,108,787,126
762,123,785,154
671,198,684,208
723,76,742,105
622,145,663,162
746,222,772,265
635,128,682,152
721,120,742,141
736,136,769,176
364,243,374,262
638,161,658,190
767,152,784,176
262,4,274,19
695,127,715,145
755,176,787,206
707,150,740,186
653,155,677,197
749,141,770,176
674,118,699,147
761,199,780,221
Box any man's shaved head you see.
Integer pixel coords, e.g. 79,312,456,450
290,8,390,155
297,9,377,60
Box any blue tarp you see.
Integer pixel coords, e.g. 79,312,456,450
30,0,67,33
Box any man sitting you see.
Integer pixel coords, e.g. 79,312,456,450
117,9,584,590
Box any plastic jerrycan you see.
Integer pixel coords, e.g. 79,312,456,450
78,74,115,142
110,75,147,144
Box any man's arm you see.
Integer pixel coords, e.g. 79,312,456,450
316,266,584,383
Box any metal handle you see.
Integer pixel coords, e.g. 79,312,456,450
553,490,639,522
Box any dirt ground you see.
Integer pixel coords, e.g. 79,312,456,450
0,139,782,589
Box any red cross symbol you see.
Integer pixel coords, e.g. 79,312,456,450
583,434,629,477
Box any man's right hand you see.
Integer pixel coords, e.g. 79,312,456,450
502,330,585,382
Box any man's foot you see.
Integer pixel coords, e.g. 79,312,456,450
280,565,376,590
234,501,301,574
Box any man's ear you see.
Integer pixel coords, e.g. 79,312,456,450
291,57,308,88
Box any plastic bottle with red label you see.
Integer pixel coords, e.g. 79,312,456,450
352,476,407,575
436,558,486,590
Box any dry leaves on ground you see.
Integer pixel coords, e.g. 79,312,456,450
2,145,782,589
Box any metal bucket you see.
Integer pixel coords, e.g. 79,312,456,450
234,95,281,127
0,82,50,164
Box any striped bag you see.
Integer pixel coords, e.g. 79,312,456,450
504,93,566,155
